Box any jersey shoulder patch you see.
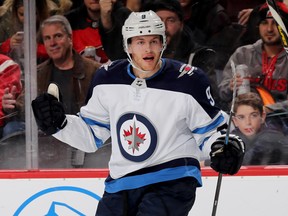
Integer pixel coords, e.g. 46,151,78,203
100,60,117,71
177,64,196,78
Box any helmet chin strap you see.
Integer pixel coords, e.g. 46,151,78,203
127,48,165,74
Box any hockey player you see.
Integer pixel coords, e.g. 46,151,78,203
31,11,245,216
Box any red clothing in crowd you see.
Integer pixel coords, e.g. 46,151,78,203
0,54,22,126
0,38,49,60
65,5,109,63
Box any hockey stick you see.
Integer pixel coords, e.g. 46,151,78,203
211,60,237,216
266,0,288,54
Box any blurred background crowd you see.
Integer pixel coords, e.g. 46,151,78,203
0,0,287,169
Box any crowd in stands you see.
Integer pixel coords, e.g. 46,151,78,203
0,0,287,168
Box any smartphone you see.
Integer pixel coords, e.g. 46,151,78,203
16,31,24,39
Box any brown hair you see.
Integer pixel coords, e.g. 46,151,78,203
233,92,264,114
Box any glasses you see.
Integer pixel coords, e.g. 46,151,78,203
234,112,261,121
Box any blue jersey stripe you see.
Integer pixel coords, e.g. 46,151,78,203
80,115,109,148
199,136,210,150
104,165,202,193
80,115,110,130
192,114,225,134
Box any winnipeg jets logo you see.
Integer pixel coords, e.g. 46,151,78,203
116,113,157,162
123,115,146,154
178,64,195,78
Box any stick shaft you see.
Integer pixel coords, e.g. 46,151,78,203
211,60,237,216
211,173,223,216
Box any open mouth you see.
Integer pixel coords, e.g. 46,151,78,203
143,56,154,61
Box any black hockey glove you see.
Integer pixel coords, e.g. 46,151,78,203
31,84,67,135
210,134,245,175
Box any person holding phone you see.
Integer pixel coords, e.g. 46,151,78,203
10,31,24,48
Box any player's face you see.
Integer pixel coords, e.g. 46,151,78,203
156,10,183,45
259,18,282,46
232,105,264,138
42,23,72,63
128,35,163,74
84,0,100,12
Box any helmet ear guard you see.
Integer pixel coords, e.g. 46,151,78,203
122,10,166,54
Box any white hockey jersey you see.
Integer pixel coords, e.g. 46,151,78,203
54,58,228,193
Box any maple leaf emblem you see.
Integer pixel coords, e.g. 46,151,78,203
123,118,146,154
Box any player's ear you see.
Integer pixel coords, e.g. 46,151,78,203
261,109,267,124
127,45,133,54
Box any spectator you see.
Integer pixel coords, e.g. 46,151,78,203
0,0,23,47
238,4,263,46
64,0,109,63
0,0,63,67
141,0,203,62
239,1,284,46
0,0,25,71
31,11,244,215
231,92,288,165
219,0,265,24
178,0,245,71
39,14,101,167
180,0,231,44
220,1,285,47
0,53,22,139
218,2,288,112
2,15,101,167
99,0,134,60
